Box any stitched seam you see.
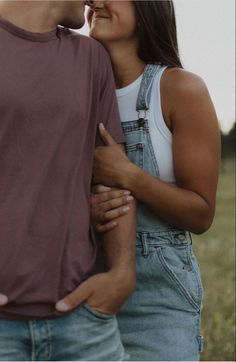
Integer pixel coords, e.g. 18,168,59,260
188,248,204,307
145,122,160,176
28,321,36,361
156,247,200,312
46,321,52,361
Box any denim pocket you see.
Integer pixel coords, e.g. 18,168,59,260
156,245,203,312
125,143,144,168
82,303,115,320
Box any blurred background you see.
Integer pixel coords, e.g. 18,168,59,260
79,1,235,360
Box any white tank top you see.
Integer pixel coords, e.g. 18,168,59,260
116,66,176,184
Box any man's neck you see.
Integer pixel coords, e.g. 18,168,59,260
0,1,61,33
105,41,146,89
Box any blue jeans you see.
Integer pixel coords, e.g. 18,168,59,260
0,304,126,361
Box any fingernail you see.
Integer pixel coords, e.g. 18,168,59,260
123,206,130,213
99,123,105,130
56,301,70,312
126,196,134,201
0,294,8,305
123,191,131,195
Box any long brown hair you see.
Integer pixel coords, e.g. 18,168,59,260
133,1,183,68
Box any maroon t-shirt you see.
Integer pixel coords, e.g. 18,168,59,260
0,17,124,319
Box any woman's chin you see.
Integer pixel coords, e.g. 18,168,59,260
89,29,107,43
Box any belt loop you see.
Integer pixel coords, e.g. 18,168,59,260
188,232,193,245
141,233,149,257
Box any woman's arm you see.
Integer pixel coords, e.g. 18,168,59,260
93,70,221,234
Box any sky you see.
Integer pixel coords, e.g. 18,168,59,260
78,0,235,133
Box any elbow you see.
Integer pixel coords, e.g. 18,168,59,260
190,210,215,235
192,221,212,235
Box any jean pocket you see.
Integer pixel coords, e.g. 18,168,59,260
125,143,144,169
156,245,203,312
82,303,115,320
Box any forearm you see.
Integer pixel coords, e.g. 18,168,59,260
101,198,137,278
120,164,213,234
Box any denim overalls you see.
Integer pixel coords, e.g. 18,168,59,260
117,64,204,361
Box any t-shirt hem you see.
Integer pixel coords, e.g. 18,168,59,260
0,305,72,320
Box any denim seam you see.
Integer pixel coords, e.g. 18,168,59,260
125,142,144,152
156,247,200,312
189,249,204,308
46,321,52,361
141,233,149,257
126,142,144,169
136,64,161,111
145,122,160,176
82,303,115,320
28,321,36,361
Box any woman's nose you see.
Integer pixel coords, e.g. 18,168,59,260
86,1,105,9
85,1,94,6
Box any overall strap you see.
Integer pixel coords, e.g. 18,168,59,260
136,64,161,114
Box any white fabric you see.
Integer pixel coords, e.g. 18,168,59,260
116,66,176,183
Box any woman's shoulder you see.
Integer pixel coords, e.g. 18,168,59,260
161,67,208,99
159,67,214,129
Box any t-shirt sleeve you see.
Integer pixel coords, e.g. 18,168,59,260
95,50,125,147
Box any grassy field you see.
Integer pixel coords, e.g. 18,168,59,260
193,158,235,361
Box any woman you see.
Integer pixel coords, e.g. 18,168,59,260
87,1,220,361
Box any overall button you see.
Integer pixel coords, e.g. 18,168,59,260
176,232,186,241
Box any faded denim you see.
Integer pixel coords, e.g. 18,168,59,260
117,64,204,361
0,304,126,361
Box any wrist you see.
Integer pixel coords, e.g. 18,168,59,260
117,161,141,191
119,162,142,193
108,267,136,288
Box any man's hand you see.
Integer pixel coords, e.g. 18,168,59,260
0,293,8,306
55,270,135,315
91,184,134,233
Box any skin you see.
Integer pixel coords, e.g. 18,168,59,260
0,0,137,315
88,1,221,234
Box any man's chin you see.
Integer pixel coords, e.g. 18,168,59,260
60,18,85,30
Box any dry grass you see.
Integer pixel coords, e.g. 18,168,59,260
193,158,235,361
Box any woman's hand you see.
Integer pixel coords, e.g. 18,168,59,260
92,123,134,188
91,184,134,233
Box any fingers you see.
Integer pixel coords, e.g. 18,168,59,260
93,196,133,219
91,190,131,205
91,184,112,193
94,204,131,233
99,123,116,146
0,293,8,306
95,221,118,233
56,280,91,312
92,184,131,195
92,199,133,233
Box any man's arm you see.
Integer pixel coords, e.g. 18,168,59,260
55,138,136,315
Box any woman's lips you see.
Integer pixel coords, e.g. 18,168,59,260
93,16,110,21
92,15,111,21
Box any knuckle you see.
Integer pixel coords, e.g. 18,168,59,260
97,225,106,233
118,207,126,215
106,200,114,209
103,212,110,222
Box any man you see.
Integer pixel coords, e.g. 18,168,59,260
0,1,136,360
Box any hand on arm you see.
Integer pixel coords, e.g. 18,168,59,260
91,184,134,233
92,70,220,234
55,128,137,315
